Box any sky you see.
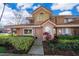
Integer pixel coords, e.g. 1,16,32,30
0,3,79,25
6,3,79,15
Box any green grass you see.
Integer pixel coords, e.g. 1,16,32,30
0,46,7,53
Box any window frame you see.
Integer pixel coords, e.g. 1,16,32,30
64,18,74,23
23,29,33,35
61,28,72,35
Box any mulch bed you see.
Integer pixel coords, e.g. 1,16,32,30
42,41,79,56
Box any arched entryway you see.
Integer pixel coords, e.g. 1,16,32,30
43,26,55,35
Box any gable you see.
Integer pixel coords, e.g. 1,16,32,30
32,7,52,24
32,7,51,16
41,20,56,27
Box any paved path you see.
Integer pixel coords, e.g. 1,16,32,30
27,39,44,56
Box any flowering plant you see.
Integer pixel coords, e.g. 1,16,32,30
43,32,52,41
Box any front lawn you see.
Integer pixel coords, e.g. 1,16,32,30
0,34,34,54
0,46,7,53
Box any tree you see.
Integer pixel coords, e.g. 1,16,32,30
0,3,6,21
7,10,30,25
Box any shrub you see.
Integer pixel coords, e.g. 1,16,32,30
51,39,79,51
0,34,16,37
50,36,79,51
58,35,79,40
43,32,53,41
55,43,72,50
59,40,79,44
0,37,9,44
0,36,34,53
8,37,34,53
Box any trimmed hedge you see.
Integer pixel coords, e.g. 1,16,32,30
55,43,79,51
0,34,16,37
59,40,79,44
8,37,34,52
0,36,34,53
47,36,79,51
0,37,9,44
58,35,79,40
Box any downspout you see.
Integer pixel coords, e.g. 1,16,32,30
55,17,57,36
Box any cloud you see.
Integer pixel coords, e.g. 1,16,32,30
59,11,72,15
22,10,32,17
76,6,79,12
33,5,40,10
0,3,15,25
16,3,32,17
51,3,77,11
17,3,33,9
0,3,4,17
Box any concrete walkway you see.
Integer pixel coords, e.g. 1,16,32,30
27,39,44,56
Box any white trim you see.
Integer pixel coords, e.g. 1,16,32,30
11,25,41,28
32,7,51,15
8,24,79,29
57,25,79,27
41,20,56,26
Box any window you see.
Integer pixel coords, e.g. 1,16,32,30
62,28,71,35
36,12,49,21
24,29,32,34
64,18,73,23
38,13,44,20
64,18,68,23
12,29,16,34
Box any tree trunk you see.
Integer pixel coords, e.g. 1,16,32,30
0,3,6,21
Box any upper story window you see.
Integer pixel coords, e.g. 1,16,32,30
35,12,50,21
36,12,45,21
64,18,73,23
39,13,44,19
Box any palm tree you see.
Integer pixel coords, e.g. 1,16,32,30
0,3,6,21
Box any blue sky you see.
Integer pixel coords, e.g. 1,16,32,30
6,3,79,16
